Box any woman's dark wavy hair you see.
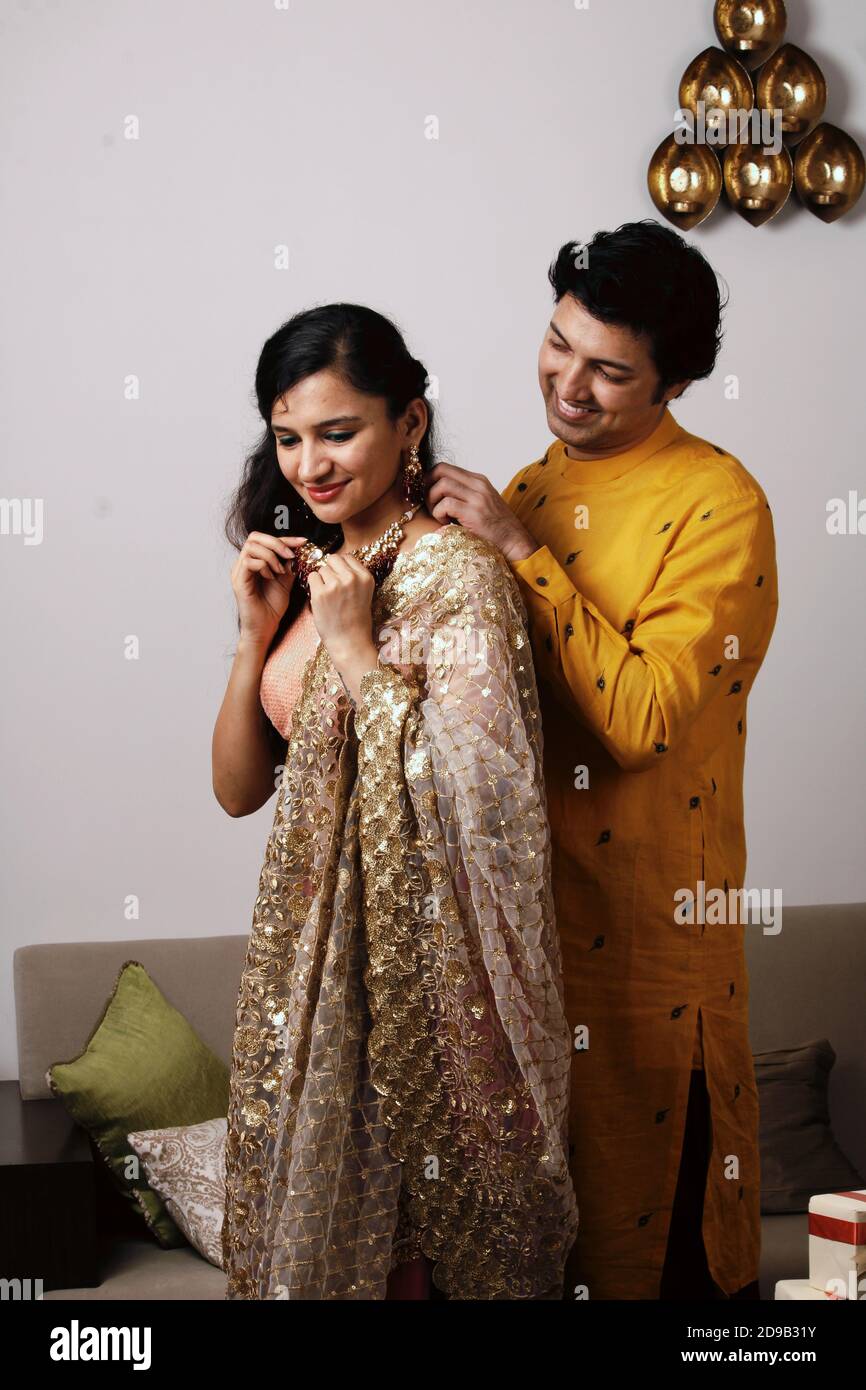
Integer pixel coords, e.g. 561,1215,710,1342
224,302,438,754
547,219,726,402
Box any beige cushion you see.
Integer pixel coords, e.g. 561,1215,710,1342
128,1118,227,1269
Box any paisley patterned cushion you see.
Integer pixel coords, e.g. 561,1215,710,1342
128,1117,227,1269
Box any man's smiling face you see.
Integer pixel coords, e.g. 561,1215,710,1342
537,294,685,459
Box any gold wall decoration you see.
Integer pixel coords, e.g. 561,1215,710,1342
647,7,861,228
754,43,827,148
713,0,787,71
647,134,722,230
723,140,793,226
679,47,755,144
793,123,866,223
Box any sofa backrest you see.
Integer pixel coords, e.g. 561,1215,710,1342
745,900,866,1177
13,936,249,1100
14,904,866,1181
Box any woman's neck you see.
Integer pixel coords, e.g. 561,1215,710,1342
337,493,431,552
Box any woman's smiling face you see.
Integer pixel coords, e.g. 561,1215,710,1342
270,368,425,523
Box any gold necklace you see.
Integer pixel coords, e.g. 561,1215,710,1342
292,501,424,598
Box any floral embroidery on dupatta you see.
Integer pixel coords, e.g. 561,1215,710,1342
222,525,578,1299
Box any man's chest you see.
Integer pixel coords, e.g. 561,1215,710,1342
513,470,683,631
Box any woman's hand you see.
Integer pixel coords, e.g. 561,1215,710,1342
308,552,380,699
231,531,308,649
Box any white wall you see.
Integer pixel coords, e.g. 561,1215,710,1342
2,0,864,1076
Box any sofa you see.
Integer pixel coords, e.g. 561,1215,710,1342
743,900,865,1296
9,901,865,1300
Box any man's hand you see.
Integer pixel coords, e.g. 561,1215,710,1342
424,462,539,565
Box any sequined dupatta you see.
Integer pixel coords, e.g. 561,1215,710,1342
222,524,578,1299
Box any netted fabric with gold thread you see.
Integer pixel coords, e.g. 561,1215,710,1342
221,524,578,1299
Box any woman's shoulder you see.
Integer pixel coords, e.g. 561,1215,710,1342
406,523,523,616
417,522,513,577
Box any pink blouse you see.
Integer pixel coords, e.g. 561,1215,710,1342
259,602,321,740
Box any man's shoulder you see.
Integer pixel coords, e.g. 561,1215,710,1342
663,420,772,511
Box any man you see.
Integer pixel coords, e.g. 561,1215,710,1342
424,220,779,1300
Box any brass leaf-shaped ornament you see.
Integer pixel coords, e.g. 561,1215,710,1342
648,134,723,230
713,0,787,71
793,123,866,223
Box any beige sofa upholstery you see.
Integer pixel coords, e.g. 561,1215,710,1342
744,900,866,1296
13,901,866,1300
13,935,249,1300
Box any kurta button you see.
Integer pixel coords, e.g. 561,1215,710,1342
671,1004,687,1019
565,623,574,637
545,635,553,651
654,742,668,754
690,795,700,808
590,934,605,951
517,482,527,491
729,981,735,996
596,675,605,689
655,1108,670,1124
596,829,611,844
536,576,548,586
727,680,743,694
637,1213,654,1227
566,552,578,564
733,1083,740,1099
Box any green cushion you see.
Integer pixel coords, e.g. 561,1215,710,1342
46,960,230,1248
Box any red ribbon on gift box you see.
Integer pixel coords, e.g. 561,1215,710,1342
809,1211,866,1246
808,1191,866,1247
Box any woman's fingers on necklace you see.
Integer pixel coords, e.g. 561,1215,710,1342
333,553,374,585
243,534,303,576
243,545,287,578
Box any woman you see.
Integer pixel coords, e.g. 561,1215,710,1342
214,303,578,1300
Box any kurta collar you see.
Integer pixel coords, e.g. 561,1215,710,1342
553,406,682,484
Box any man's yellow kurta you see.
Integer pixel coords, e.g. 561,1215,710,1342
501,406,779,1299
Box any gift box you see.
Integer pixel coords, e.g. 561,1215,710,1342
808,1189,866,1299
775,1278,828,1301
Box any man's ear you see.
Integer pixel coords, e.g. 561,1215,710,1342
663,379,692,403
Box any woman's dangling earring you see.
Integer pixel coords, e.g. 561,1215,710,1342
400,441,425,507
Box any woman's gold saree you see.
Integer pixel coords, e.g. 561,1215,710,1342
222,523,578,1299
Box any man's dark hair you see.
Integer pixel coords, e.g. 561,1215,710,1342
548,220,726,402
